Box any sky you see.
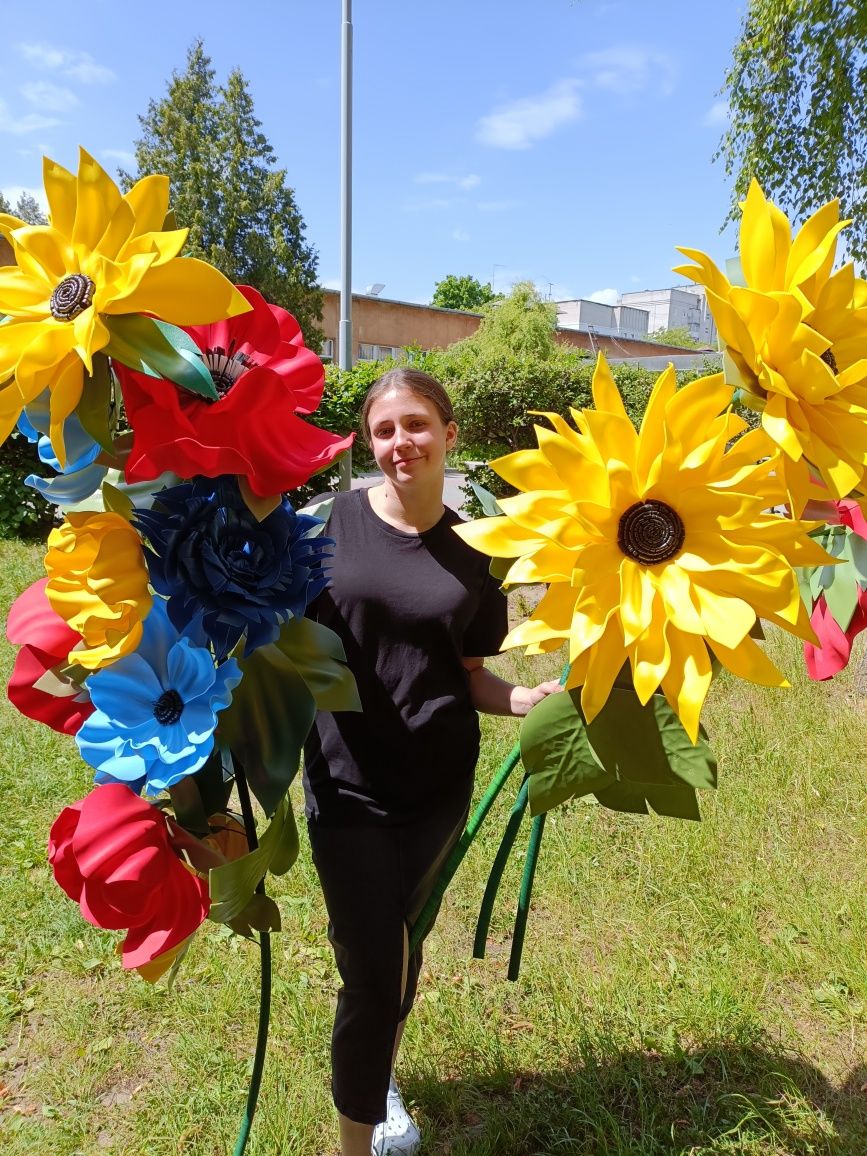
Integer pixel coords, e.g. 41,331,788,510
1,0,747,306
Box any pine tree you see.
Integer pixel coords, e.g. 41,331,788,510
14,192,48,225
124,41,322,345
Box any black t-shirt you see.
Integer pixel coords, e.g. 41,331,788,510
302,488,508,825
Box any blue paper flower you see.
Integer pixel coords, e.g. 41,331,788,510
76,599,242,795
134,476,332,660
18,390,106,506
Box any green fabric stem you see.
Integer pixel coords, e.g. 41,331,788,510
408,740,523,954
507,810,547,982
472,776,530,959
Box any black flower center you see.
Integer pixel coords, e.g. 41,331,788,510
50,274,96,321
204,340,258,399
820,348,838,374
617,499,685,565
153,688,184,726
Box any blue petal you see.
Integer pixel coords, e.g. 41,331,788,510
25,461,107,507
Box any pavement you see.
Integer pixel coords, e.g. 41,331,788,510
351,468,468,512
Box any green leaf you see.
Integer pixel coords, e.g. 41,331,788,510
104,314,218,399
594,780,700,820
725,256,747,287
208,796,298,924
469,481,504,517
217,644,316,815
301,495,335,524
848,533,867,583
101,480,133,520
823,567,860,631
227,893,282,937
521,689,614,816
272,616,361,712
76,353,114,452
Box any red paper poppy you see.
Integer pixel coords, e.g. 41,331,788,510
6,578,93,735
48,784,210,970
804,587,867,681
118,284,354,496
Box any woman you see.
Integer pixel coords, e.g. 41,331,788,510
303,368,560,1156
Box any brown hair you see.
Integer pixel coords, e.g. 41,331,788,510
359,368,456,445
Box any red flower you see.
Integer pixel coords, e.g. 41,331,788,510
118,284,353,496
48,784,210,970
6,578,93,735
804,587,867,681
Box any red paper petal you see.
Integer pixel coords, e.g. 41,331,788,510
6,578,80,653
8,644,94,734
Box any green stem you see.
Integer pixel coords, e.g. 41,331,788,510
408,740,523,954
507,811,547,982
232,761,272,1156
472,777,529,959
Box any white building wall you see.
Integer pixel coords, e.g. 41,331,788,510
620,285,718,346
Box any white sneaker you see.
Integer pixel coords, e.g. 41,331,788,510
371,1075,421,1155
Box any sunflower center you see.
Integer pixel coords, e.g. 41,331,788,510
820,348,838,374
50,274,96,322
204,340,258,399
153,688,184,726
617,500,685,565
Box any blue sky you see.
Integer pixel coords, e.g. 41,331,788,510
1,0,745,306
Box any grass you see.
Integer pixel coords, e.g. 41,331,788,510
0,539,865,1155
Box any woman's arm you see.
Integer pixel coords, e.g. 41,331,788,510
462,657,562,718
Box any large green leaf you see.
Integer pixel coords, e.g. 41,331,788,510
273,617,361,712
218,644,317,815
104,314,218,399
823,561,860,630
208,795,298,925
469,481,505,517
76,353,114,452
520,684,715,820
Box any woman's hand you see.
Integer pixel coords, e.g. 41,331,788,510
508,679,563,717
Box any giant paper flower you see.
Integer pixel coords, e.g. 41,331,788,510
674,181,867,513
48,783,210,970
17,391,106,507
0,148,250,463
76,599,241,795
804,588,867,681
134,476,331,659
44,510,152,670
117,284,354,496
455,356,832,740
6,578,93,734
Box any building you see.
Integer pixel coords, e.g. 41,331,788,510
619,284,719,347
320,288,698,363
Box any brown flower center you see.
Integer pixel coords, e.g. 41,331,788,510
153,688,184,726
204,340,258,399
617,500,685,565
50,274,96,321
820,348,838,374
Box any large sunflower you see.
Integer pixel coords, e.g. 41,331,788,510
674,181,867,513
455,356,832,741
0,148,250,463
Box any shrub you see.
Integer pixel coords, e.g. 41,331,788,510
0,430,54,540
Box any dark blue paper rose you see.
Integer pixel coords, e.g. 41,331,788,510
134,476,331,660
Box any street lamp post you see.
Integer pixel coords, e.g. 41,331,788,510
338,0,353,490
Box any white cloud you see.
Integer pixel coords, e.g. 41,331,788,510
16,42,116,85
476,198,520,213
1,185,49,215
404,196,454,212
588,288,619,306
451,228,471,242
703,100,729,128
476,80,582,150
0,99,60,135
414,172,481,190
580,45,676,97
20,81,78,112
101,148,136,167
630,275,642,284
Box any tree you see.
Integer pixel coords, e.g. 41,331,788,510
123,41,322,344
719,1,867,264
13,192,47,225
450,281,558,363
431,273,499,311
647,326,702,349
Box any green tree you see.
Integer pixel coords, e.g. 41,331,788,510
431,273,499,311
647,326,702,349
449,281,558,364
719,0,867,263
123,40,322,344
13,192,47,225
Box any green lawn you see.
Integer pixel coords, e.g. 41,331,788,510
1,539,865,1155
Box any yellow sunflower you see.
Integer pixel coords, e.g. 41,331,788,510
455,355,833,741
0,148,250,463
674,180,867,513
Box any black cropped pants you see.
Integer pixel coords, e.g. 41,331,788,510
307,786,472,1126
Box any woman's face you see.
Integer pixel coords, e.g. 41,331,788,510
366,387,457,487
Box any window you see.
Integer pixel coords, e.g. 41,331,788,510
320,338,335,363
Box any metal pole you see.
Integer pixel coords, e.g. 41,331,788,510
338,0,353,491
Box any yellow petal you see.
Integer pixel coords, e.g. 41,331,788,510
706,635,788,688
72,148,122,253
660,629,712,743
123,174,171,235
43,155,76,235
580,617,627,723
591,353,629,419
453,515,543,558
618,558,656,646
491,447,568,494
103,256,251,323
739,179,791,291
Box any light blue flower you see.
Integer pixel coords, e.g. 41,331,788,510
76,599,242,795
18,390,106,506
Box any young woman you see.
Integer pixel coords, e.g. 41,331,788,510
303,368,560,1156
